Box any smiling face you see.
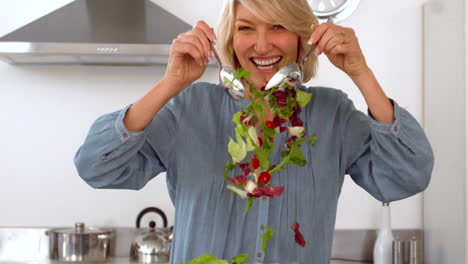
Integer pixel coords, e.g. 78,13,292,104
232,3,300,90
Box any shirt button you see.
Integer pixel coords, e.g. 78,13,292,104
393,126,398,132
257,252,262,257
123,133,128,139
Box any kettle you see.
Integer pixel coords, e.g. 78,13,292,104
131,207,173,263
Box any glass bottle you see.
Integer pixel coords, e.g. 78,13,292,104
373,202,394,264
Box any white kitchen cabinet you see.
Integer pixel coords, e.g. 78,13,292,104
423,0,467,263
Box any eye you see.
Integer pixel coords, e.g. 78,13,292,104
273,25,285,30
238,26,252,31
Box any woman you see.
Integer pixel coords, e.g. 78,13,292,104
74,0,434,263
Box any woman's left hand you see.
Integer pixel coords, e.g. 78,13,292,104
309,23,368,78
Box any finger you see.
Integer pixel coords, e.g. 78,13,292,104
328,44,349,56
191,27,212,61
172,38,205,66
178,33,207,64
323,34,346,55
193,20,217,42
315,26,343,55
309,22,332,45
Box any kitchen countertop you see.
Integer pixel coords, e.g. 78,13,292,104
0,259,371,264
331,261,372,264
1,227,380,264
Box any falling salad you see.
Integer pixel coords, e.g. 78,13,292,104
180,68,316,264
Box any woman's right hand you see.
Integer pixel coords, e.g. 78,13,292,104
163,20,217,93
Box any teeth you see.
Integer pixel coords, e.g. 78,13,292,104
257,65,274,70
252,57,281,66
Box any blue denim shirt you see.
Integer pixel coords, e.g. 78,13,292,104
74,82,434,264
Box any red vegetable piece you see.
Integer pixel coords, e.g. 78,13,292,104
266,121,275,129
228,175,248,185
279,126,288,133
238,163,251,176
250,185,284,198
285,136,298,149
252,155,260,170
292,221,306,248
291,118,304,127
273,115,287,127
290,105,302,122
273,90,289,107
290,88,297,97
258,171,271,184
257,137,263,147
240,111,254,126
240,112,246,122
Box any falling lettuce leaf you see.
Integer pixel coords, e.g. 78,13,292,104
247,127,260,147
296,90,312,107
253,148,270,171
231,253,250,264
228,137,247,163
245,197,255,212
261,226,278,254
288,144,307,167
187,254,229,264
234,68,251,80
224,162,236,171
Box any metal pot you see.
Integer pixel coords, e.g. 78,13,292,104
46,222,115,262
131,207,173,263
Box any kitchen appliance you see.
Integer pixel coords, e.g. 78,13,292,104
0,0,191,65
46,222,115,262
131,207,173,263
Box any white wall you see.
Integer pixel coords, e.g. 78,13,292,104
0,0,426,229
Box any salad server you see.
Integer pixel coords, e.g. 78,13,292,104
211,41,245,100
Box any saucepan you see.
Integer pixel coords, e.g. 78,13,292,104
46,222,115,262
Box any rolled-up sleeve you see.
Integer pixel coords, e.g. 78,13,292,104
74,99,178,190
341,95,434,202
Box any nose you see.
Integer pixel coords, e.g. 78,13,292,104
254,30,273,54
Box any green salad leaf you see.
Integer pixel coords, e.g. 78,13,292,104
261,226,278,254
228,137,247,163
187,254,229,264
231,253,250,264
296,90,313,107
288,144,307,167
254,148,271,171
234,68,251,80
183,253,250,264
245,197,254,212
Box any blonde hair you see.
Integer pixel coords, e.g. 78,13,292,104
216,0,319,82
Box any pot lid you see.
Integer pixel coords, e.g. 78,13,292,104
49,222,113,234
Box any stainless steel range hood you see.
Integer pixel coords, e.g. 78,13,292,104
0,0,192,65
